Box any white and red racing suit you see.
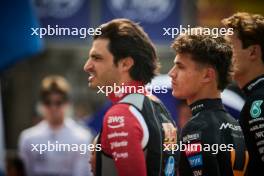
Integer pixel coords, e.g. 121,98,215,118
95,81,179,176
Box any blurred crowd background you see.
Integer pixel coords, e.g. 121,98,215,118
0,0,263,175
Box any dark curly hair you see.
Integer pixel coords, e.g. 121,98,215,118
94,18,159,84
171,28,233,90
222,12,264,62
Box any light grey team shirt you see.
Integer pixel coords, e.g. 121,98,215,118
19,118,93,176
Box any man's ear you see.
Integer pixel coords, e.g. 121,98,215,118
119,57,134,72
248,45,262,62
202,67,216,84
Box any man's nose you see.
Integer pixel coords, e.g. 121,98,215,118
168,66,176,78
83,59,92,72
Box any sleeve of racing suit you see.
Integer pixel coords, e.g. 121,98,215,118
244,96,264,162
179,123,221,176
101,104,147,176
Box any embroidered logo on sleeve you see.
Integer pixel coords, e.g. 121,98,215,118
250,100,263,118
107,116,125,129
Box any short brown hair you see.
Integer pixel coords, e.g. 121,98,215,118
40,75,70,102
171,28,232,91
94,18,159,84
222,12,264,62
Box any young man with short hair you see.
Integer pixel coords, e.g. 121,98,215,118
222,12,264,175
169,29,248,176
84,19,178,176
19,76,93,176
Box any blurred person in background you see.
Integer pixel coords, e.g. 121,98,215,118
169,28,248,176
222,12,264,175
18,75,93,176
84,18,179,176
74,103,93,129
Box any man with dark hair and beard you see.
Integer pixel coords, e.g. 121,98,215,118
84,18,179,176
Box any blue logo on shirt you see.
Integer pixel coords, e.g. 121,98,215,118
188,154,203,168
165,156,175,176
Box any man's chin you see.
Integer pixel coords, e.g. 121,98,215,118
172,90,182,98
233,71,246,88
88,82,98,88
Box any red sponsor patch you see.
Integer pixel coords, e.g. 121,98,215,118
185,142,202,156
